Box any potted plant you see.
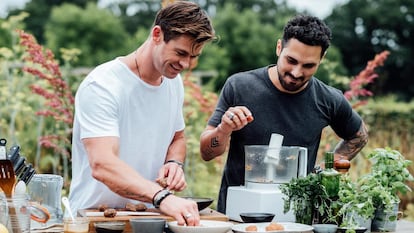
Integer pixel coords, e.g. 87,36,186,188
336,174,377,233
280,173,333,225
366,147,414,231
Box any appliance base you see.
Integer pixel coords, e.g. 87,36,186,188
226,186,295,222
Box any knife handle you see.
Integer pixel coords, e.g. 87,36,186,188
8,145,21,163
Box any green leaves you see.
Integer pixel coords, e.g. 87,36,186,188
367,147,414,195
280,173,332,224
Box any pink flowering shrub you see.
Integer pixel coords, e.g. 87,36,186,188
19,29,74,159
344,50,390,109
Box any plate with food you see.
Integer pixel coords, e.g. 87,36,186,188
232,222,313,233
167,220,233,233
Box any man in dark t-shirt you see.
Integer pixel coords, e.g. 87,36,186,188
199,15,368,214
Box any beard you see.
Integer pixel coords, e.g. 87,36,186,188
276,66,309,92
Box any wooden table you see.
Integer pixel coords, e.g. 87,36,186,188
31,216,414,233
80,208,228,233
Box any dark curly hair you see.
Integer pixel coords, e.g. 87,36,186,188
282,15,332,58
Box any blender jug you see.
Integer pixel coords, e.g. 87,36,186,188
27,174,63,225
244,145,308,187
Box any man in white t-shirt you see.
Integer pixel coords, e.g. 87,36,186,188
68,1,215,226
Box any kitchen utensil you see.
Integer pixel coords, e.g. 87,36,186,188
0,159,17,197
7,145,20,164
0,138,6,159
28,174,63,225
337,227,367,233
129,218,165,233
312,224,338,233
85,211,160,217
94,221,125,233
29,202,51,223
182,197,213,211
0,158,22,233
264,133,283,180
239,212,275,223
226,145,308,222
61,196,75,221
232,222,314,233
0,194,31,233
63,217,89,233
167,220,233,233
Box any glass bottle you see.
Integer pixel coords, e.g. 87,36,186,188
320,152,340,197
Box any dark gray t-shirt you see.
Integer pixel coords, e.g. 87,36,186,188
208,65,362,213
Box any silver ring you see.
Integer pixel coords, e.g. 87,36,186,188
184,213,192,219
227,112,235,121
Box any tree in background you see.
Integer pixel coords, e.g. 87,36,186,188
44,2,133,66
326,0,414,101
205,2,296,91
8,0,97,44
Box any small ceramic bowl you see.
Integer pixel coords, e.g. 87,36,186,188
129,218,166,233
182,197,214,211
337,226,367,233
94,221,126,233
312,224,338,233
239,212,275,223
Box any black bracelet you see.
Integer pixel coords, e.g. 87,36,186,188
152,188,172,208
165,159,184,168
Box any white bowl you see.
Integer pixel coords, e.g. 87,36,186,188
232,222,314,233
167,220,233,233
312,224,338,233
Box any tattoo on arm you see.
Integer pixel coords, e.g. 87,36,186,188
210,136,219,148
202,147,215,158
334,122,368,160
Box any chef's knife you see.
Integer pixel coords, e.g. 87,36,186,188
14,156,26,175
0,138,6,160
8,145,21,164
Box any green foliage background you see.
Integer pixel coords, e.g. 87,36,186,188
0,0,414,219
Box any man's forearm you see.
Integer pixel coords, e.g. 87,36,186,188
334,121,368,161
166,130,186,163
200,124,231,161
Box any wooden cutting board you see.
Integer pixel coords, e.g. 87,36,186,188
79,208,229,233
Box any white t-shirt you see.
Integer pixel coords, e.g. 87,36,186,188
68,58,185,214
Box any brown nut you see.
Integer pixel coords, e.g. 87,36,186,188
103,208,117,218
135,203,147,211
98,204,108,212
156,177,168,188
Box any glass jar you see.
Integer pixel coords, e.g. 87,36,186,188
27,174,63,224
0,194,31,233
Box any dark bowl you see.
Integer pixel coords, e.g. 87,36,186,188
337,227,367,233
240,212,275,223
182,197,214,211
94,221,125,233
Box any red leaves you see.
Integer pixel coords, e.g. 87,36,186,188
18,29,74,156
344,50,390,108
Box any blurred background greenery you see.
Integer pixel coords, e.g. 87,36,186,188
0,0,413,220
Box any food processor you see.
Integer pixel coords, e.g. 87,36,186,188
226,142,308,222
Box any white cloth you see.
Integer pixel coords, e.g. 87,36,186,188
68,58,185,214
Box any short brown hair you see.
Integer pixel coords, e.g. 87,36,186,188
154,1,216,47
